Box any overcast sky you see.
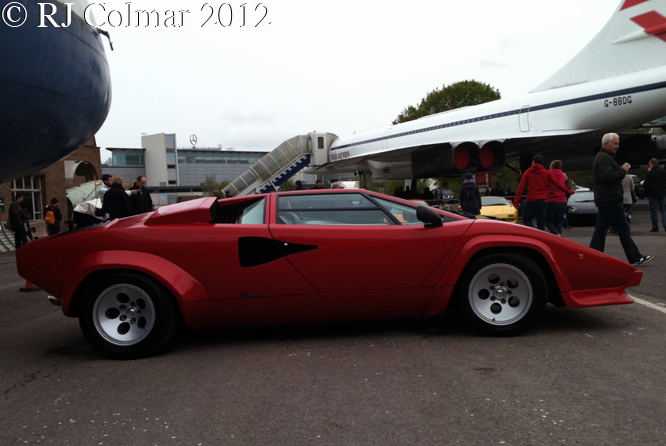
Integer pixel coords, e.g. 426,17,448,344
94,0,618,160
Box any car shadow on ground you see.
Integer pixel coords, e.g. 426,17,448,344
174,305,622,351
41,305,627,360
535,305,628,334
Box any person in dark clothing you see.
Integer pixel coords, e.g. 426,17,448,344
9,194,29,248
403,186,417,199
489,182,505,197
311,180,324,190
644,157,666,232
589,133,652,266
422,188,435,200
103,177,133,220
294,180,305,190
513,154,573,230
460,172,482,217
45,197,63,235
130,175,153,215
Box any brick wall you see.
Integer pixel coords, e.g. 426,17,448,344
0,137,102,223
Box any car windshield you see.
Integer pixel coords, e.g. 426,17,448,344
482,197,510,206
569,191,595,202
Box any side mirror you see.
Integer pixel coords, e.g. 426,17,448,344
417,205,443,228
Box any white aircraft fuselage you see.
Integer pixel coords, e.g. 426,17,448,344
312,0,666,178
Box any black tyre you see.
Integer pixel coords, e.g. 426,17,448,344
459,253,548,336
79,272,180,359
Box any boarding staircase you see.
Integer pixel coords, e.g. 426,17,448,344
0,222,15,252
225,132,338,197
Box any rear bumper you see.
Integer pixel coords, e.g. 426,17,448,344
562,288,634,308
561,267,641,308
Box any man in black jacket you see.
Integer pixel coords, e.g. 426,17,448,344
8,194,28,248
590,133,652,266
102,177,133,220
130,175,153,215
644,158,666,232
460,172,482,217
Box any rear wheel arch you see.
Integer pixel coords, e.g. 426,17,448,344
454,250,548,335
455,247,563,307
76,270,183,359
69,269,181,318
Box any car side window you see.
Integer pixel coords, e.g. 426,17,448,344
210,197,266,224
240,198,266,224
373,198,422,225
277,194,394,226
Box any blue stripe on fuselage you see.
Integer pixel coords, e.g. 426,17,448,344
331,81,666,151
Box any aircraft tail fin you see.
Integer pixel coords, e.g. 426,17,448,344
532,0,666,92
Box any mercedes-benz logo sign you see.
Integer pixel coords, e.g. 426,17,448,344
189,134,198,145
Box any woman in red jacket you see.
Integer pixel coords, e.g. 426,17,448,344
545,160,568,236
513,154,573,230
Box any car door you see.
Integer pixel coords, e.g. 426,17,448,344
268,192,470,317
176,195,318,301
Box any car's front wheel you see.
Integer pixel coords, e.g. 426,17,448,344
460,253,548,336
79,273,180,359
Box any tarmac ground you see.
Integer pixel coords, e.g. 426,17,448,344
1,205,665,446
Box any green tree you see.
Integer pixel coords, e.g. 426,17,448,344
202,175,229,197
280,179,295,190
393,80,501,124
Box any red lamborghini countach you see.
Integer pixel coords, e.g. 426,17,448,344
17,190,641,359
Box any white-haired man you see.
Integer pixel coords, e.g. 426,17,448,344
590,133,652,266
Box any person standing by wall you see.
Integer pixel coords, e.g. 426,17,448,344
460,172,482,217
9,194,29,248
513,154,573,230
545,160,568,236
590,133,652,265
644,158,666,232
45,197,62,235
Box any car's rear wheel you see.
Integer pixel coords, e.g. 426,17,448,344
79,272,180,359
460,253,548,336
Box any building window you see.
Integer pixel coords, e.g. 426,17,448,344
12,176,43,220
167,168,178,183
166,149,176,166
112,153,145,166
165,134,176,149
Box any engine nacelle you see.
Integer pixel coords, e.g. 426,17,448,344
411,142,482,178
477,141,506,172
366,142,507,179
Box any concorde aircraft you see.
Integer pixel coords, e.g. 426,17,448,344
310,0,666,178
0,0,111,183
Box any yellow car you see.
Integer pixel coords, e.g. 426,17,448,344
480,196,518,223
